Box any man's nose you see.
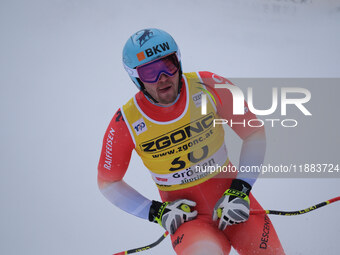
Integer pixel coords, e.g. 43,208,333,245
158,73,169,82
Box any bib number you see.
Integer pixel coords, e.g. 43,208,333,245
169,145,209,171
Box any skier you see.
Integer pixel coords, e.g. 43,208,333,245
98,28,285,254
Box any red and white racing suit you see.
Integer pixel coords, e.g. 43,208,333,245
98,71,285,254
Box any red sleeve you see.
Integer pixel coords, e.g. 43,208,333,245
97,108,135,182
198,71,264,140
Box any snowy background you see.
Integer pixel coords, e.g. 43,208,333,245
1,0,340,254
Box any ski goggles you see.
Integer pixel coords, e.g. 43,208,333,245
124,52,180,83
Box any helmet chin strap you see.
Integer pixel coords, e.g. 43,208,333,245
138,69,183,105
177,68,183,94
141,86,159,104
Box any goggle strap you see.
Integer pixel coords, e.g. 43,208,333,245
176,50,181,63
123,62,139,78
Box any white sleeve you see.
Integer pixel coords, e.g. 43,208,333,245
236,130,266,187
100,180,152,220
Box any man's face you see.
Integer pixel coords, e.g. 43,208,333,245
143,71,180,105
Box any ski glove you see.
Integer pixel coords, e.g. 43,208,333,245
149,199,197,234
212,179,252,231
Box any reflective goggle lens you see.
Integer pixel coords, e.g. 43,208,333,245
136,53,179,83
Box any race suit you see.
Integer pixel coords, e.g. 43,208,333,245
98,71,285,254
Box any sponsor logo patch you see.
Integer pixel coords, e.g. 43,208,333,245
133,118,147,135
136,41,170,61
192,91,204,107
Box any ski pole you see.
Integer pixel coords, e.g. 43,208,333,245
112,196,340,255
113,231,169,255
250,196,340,216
